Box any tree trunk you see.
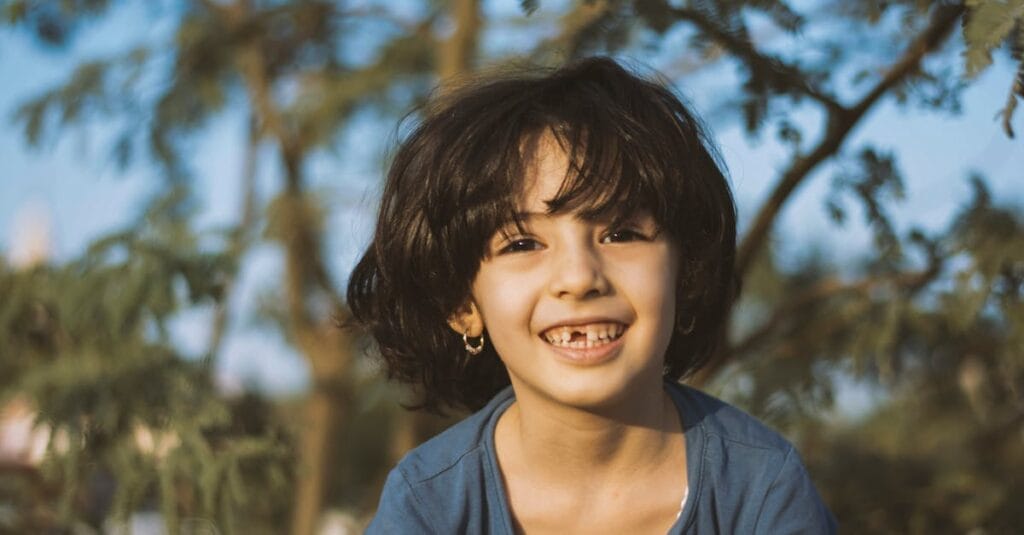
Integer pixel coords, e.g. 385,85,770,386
291,329,353,535
437,0,480,81
277,149,353,535
291,380,336,535
387,0,483,467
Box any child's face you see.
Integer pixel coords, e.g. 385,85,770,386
453,134,680,410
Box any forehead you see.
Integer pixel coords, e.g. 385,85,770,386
516,132,573,211
501,127,658,230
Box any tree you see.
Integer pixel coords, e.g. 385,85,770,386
0,188,293,531
3,0,436,531
1,0,1021,532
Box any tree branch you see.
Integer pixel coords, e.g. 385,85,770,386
669,6,843,112
437,0,480,81
215,0,346,316
529,0,613,62
738,264,941,357
692,256,945,386
194,0,224,14
734,3,964,280
210,5,354,535
334,6,424,34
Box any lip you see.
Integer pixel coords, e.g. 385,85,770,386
537,317,629,366
544,334,625,366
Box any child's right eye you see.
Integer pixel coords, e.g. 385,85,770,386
498,238,542,255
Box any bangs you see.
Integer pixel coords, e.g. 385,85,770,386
399,57,725,288
450,78,693,249
520,123,669,228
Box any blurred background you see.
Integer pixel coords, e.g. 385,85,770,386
0,0,1022,533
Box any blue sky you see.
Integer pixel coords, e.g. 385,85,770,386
1,1,1021,396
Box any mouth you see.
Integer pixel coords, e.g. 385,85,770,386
540,322,627,349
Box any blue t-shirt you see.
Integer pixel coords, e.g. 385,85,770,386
367,381,837,533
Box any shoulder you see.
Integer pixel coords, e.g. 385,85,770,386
668,382,796,501
396,386,513,483
366,387,515,534
667,382,837,533
667,381,792,453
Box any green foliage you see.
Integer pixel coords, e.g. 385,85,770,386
805,389,1024,533
520,0,539,16
2,0,114,45
962,0,1024,136
827,147,906,260
743,0,805,32
4,0,1023,532
16,60,112,147
9,43,202,177
963,0,1023,77
0,189,293,532
723,178,1024,532
289,31,436,148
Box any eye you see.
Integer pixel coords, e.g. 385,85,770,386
498,237,543,254
601,228,650,243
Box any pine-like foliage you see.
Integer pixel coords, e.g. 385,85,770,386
962,0,1024,136
2,0,1022,532
728,177,1024,532
0,189,293,531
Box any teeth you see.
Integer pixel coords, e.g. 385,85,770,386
542,322,625,347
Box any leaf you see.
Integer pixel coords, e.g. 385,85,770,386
13,60,110,146
1000,33,1023,136
16,98,48,146
962,0,1024,77
3,0,28,23
113,129,134,169
826,198,846,225
635,0,675,34
741,82,770,134
1002,80,1020,137
777,119,802,147
828,147,906,261
745,0,805,33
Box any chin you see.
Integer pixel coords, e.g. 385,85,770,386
537,373,646,411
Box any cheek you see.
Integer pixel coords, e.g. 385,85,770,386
471,270,536,333
625,249,679,335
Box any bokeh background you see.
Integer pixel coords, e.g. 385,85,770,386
1,0,1022,533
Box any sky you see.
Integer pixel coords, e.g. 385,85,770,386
1,1,1021,396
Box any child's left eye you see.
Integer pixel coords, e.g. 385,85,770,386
601,229,648,243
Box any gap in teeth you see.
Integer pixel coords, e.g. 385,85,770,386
544,323,623,347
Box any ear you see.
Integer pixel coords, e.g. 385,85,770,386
447,301,484,337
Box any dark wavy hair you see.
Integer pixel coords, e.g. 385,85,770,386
347,57,737,414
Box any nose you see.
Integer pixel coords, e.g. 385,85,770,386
548,241,610,299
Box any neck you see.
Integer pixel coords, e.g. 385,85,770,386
497,383,681,484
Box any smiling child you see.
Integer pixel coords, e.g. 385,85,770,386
348,57,837,534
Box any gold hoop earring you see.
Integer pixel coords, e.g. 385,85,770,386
681,316,696,335
463,331,485,355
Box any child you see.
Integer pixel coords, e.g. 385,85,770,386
348,57,836,534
